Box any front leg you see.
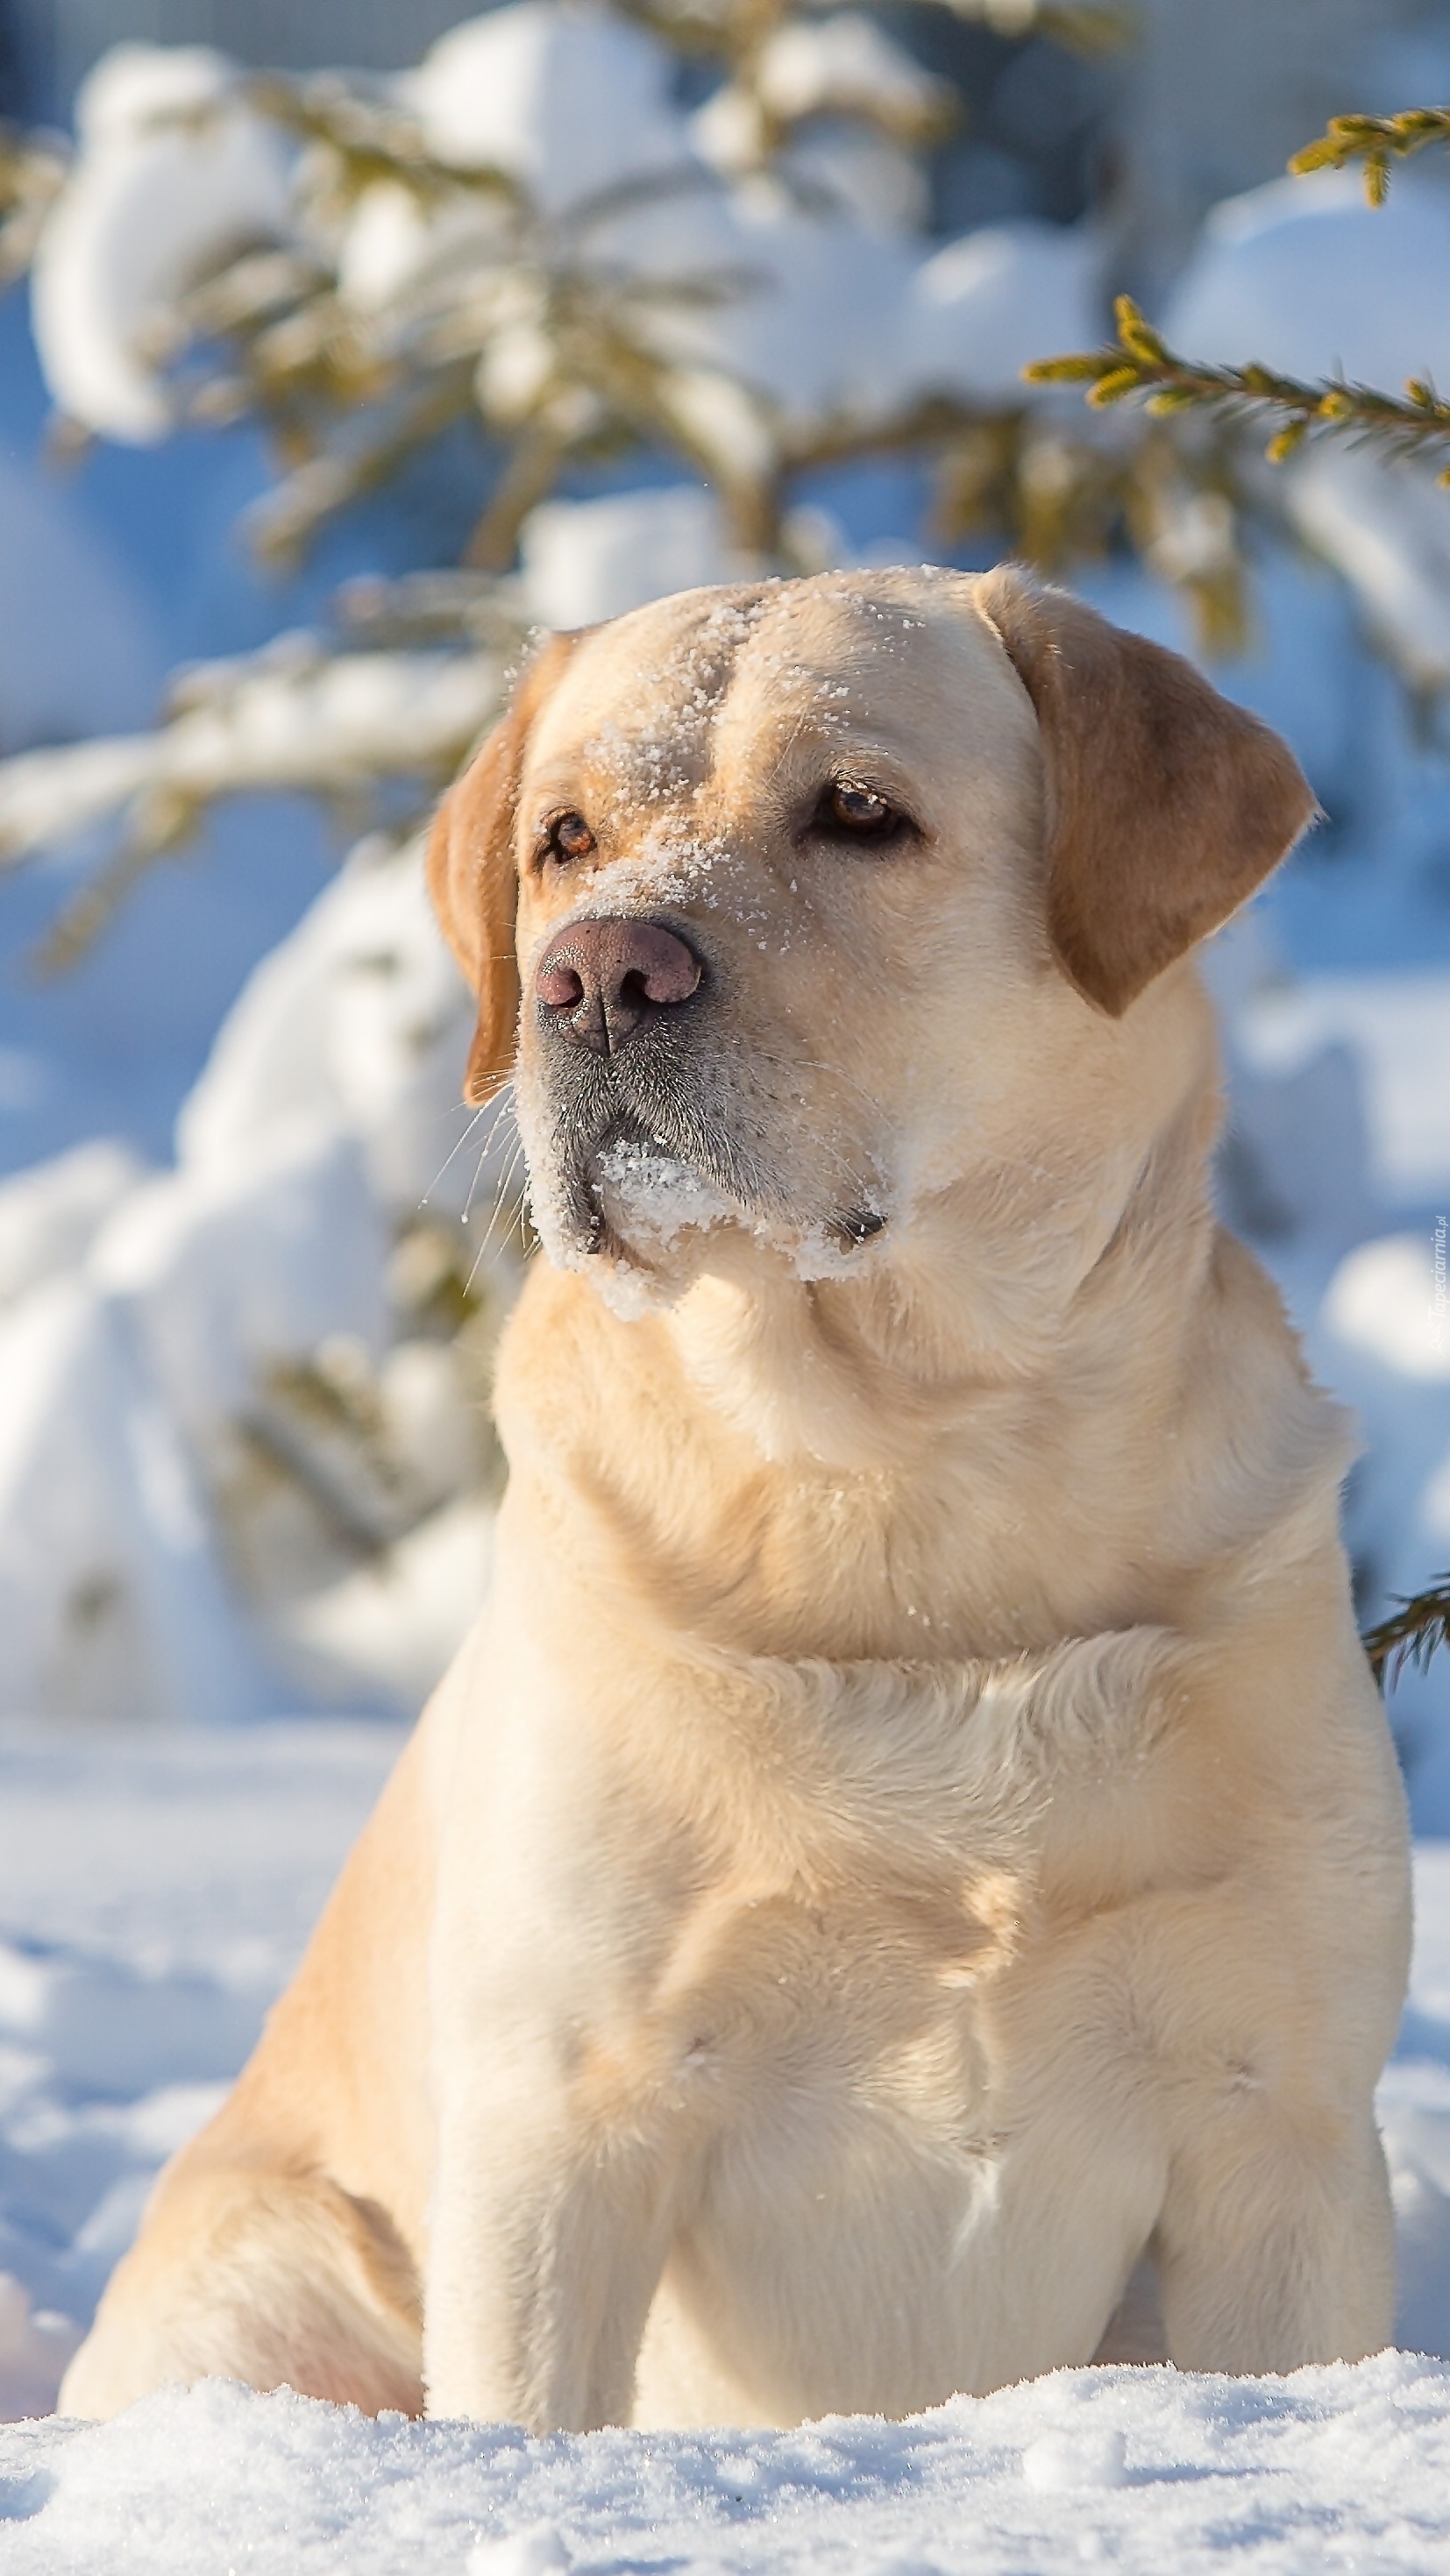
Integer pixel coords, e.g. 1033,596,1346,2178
1155,2102,1396,2373
423,2033,686,2428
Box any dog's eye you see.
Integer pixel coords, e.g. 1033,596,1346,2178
544,810,595,864
814,780,903,842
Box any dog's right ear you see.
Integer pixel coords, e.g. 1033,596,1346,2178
427,630,584,1103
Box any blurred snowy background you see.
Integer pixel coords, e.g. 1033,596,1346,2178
0,0,1446,2452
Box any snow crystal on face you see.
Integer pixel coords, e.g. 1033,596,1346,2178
522,1139,740,1323
536,590,785,922
787,1216,885,1283
591,1139,733,1250
564,821,751,928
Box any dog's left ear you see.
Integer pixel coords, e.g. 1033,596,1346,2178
427,630,585,1102
975,565,1315,1017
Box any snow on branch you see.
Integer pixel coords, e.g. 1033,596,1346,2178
0,629,512,969
0,0,1145,982
12,5,1116,578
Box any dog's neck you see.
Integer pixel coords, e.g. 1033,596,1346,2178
668,1083,1217,1453
500,1055,1344,1666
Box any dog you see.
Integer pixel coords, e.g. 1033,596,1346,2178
60,565,1411,2431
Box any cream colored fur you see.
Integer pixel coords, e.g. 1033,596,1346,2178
60,568,1411,2431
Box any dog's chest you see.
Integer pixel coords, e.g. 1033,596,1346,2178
628,1626,1184,2201
663,1855,1021,2090
649,1869,994,2211
636,1846,1156,2420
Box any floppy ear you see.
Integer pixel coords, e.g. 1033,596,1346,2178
974,565,1315,1017
427,630,583,1103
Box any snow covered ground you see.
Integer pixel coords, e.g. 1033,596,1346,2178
5,2351,1450,2572
0,1719,1439,2566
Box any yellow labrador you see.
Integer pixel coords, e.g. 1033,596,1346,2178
61,567,1411,2431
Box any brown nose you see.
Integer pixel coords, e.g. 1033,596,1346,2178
535,917,702,1054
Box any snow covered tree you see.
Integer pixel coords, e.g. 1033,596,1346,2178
0,1,1127,944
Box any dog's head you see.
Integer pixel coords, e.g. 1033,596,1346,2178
430,567,1311,1317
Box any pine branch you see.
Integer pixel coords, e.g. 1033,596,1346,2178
1363,1576,1450,1685
0,630,515,974
1290,106,1450,207
1027,295,1450,485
